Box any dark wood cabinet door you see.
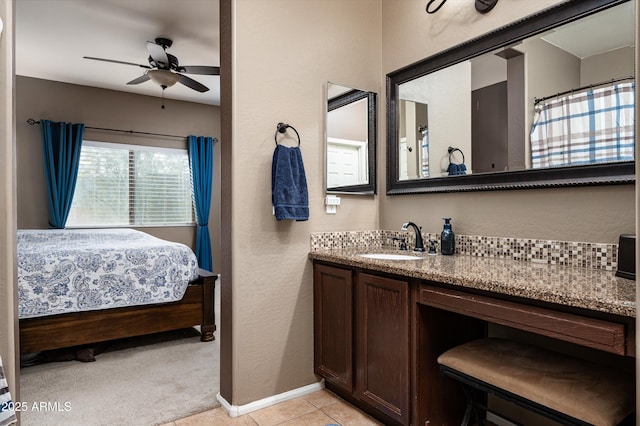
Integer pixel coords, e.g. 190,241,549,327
355,273,410,425
313,263,353,394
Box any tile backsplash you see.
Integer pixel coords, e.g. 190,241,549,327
310,230,617,271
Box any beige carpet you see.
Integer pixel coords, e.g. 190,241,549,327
19,326,220,426
20,327,220,426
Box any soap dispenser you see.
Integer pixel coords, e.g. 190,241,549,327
441,218,455,255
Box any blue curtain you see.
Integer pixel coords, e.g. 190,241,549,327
41,120,85,229
188,135,214,272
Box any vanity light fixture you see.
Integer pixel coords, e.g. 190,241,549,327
426,0,499,14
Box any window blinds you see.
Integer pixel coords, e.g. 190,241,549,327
67,141,195,227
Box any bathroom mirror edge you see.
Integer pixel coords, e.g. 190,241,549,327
386,0,636,194
326,82,377,195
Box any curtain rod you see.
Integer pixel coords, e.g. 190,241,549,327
534,76,634,105
26,118,217,142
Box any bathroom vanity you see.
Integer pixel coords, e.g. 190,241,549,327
310,247,636,426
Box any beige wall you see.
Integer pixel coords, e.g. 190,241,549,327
0,0,18,403
15,76,222,270
380,0,635,244
581,46,635,86
226,0,380,405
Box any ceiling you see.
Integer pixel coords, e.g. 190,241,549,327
16,0,220,106
540,1,635,59
15,0,633,108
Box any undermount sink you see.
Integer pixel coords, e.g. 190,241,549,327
358,253,423,261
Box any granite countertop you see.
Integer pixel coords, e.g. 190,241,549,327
309,248,636,318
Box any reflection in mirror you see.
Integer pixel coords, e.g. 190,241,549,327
398,100,429,179
388,0,635,193
398,62,471,179
326,82,377,194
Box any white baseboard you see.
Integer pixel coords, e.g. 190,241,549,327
216,381,324,418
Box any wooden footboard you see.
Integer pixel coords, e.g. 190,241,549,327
19,271,217,354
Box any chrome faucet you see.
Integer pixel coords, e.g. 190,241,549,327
401,222,425,252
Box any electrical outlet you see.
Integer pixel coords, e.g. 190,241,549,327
325,195,341,206
326,205,337,214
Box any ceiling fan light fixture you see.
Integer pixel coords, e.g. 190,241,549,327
148,69,179,88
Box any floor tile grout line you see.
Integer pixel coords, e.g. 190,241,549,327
172,389,383,425
249,403,320,426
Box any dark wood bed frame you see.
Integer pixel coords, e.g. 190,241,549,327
19,269,217,354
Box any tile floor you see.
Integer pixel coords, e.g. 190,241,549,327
164,389,383,426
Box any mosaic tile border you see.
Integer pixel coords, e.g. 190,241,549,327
310,230,618,271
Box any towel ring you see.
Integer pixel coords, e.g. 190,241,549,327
274,122,301,146
448,146,465,164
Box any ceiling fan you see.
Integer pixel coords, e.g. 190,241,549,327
84,37,219,93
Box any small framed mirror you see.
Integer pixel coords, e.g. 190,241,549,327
326,82,377,194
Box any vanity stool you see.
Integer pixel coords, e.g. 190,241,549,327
437,338,635,426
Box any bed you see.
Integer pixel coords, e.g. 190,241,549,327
18,228,216,354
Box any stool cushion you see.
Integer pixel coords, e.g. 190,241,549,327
438,338,635,426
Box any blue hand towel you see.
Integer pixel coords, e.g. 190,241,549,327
447,163,467,176
272,145,309,221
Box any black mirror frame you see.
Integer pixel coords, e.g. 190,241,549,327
386,0,635,194
327,87,377,194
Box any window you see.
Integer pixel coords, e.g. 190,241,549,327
67,141,195,227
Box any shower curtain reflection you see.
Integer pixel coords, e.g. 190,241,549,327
530,81,635,169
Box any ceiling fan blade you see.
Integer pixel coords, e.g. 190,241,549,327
180,65,220,75
83,56,151,69
147,41,170,69
127,74,151,85
177,74,209,92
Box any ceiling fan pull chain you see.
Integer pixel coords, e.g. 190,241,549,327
161,88,166,109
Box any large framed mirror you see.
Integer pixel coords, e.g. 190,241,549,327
326,82,377,194
387,0,635,194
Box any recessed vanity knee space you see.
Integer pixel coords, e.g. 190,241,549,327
309,231,636,425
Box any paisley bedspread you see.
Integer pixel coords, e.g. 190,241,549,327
18,229,199,319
